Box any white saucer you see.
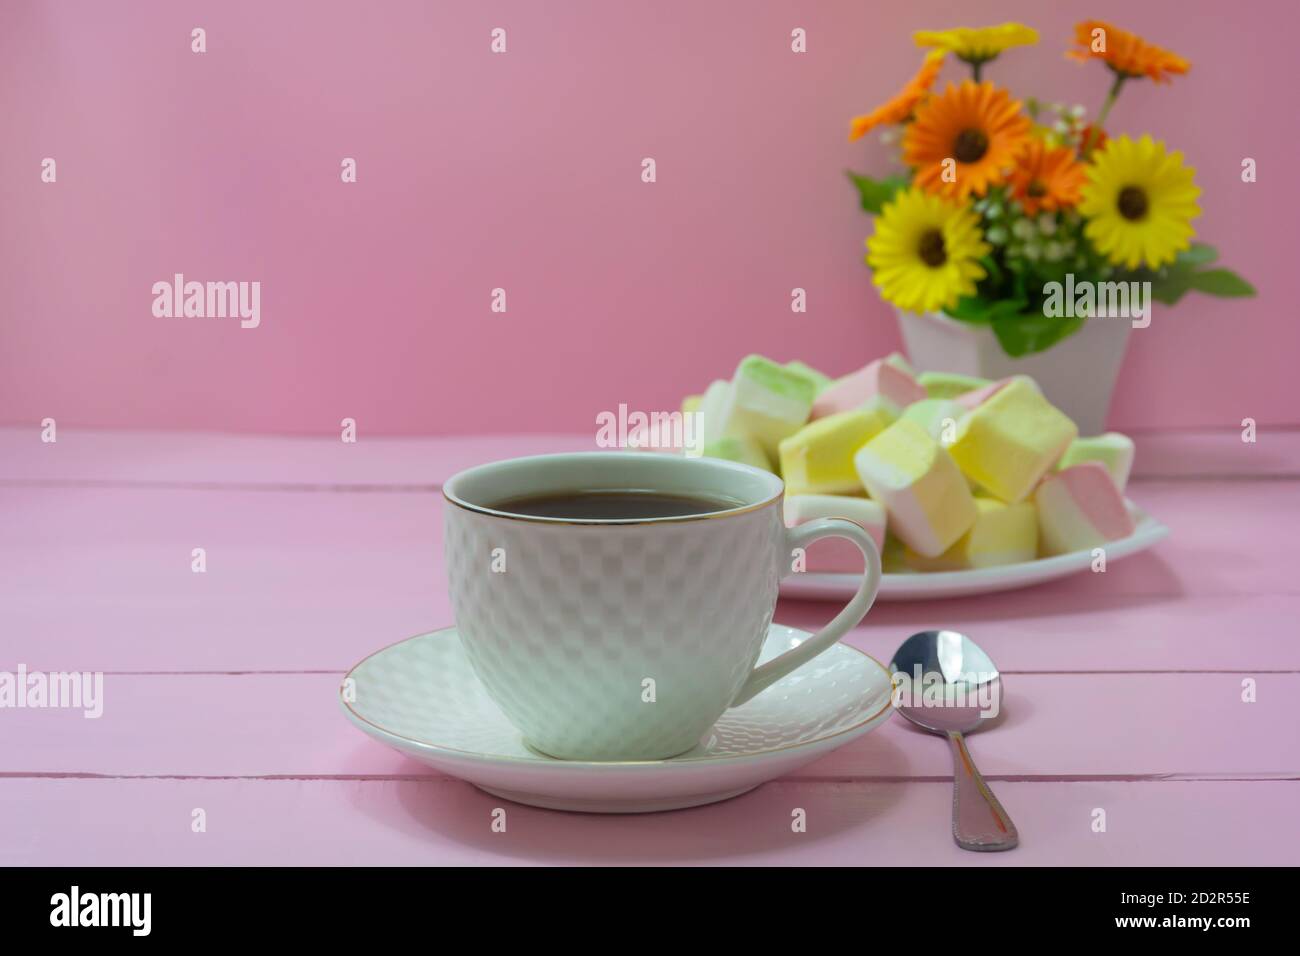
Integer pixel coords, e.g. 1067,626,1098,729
782,501,1169,601
340,624,893,813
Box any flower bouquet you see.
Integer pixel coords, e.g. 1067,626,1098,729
848,21,1254,371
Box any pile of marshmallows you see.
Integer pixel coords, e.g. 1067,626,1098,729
669,354,1137,573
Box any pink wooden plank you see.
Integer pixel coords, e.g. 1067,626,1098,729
0,428,589,487
5,483,1299,673
838,593,1300,674
3,672,1295,781
5,427,1300,487
2,777,1294,866
0,484,444,672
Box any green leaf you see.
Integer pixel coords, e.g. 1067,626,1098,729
1178,243,1219,268
846,171,908,215
990,311,1085,358
977,254,1005,287
944,295,1026,327
1150,272,1195,306
1186,268,1256,298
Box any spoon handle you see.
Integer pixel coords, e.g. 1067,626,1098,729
946,731,1018,851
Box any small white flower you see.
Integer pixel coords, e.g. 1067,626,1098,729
1044,241,1064,261
1023,242,1042,261
986,226,1008,244
1011,218,1035,240
1037,214,1057,236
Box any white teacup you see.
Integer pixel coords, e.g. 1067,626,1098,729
443,452,881,761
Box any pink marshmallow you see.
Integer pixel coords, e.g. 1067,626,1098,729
783,495,886,573
811,359,925,420
954,375,1040,411
1034,462,1136,555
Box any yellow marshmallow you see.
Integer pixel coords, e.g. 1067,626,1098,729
948,378,1078,503
880,533,909,574
904,496,1038,571
853,418,977,558
778,404,894,495
681,394,702,414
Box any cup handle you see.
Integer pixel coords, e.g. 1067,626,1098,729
730,517,882,706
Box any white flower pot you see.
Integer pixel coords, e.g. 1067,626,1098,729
894,309,1131,435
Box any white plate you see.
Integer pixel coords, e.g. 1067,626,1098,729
782,502,1169,601
340,624,894,813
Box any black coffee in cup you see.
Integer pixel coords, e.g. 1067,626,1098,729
489,489,742,520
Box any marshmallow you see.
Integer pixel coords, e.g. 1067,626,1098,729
954,374,1042,411
812,358,927,420
779,405,895,495
695,378,733,445
900,397,967,443
917,371,991,400
718,355,816,458
783,494,886,572
681,394,702,414
1035,462,1137,555
703,434,773,473
784,360,834,395
880,533,909,574
904,496,1038,571
883,351,916,377
948,378,1078,503
1057,432,1136,492
854,418,977,558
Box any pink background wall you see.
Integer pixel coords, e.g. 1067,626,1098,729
2,0,1294,436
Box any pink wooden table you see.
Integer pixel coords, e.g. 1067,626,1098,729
3,426,1298,865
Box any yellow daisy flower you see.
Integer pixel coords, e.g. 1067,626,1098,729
914,23,1039,65
1079,135,1201,270
867,189,991,314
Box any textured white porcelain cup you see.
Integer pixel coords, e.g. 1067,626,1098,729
443,452,882,761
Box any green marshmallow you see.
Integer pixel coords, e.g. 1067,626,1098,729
724,355,817,458
702,435,773,473
784,360,833,395
917,371,992,400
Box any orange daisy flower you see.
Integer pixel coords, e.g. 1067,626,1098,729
1067,20,1190,83
849,51,946,141
1008,140,1087,215
902,81,1031,200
